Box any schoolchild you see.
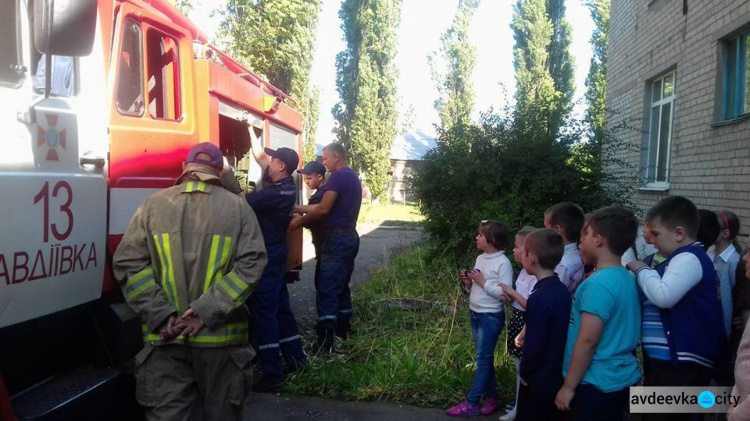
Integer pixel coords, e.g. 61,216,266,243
544,203,585,294
514,229,571,421
498,226,538,421
626,197,724,401
555,207,641,420
709,211,742,386
445,220,514,417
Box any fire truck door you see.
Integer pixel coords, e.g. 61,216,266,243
0,96,106,328
107,4,196,241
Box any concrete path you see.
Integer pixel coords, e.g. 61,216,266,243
245,393,445,420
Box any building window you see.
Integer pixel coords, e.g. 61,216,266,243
642,72,675,187
721,32,750,120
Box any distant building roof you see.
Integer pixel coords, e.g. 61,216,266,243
314,128,437,161
390,129,437,161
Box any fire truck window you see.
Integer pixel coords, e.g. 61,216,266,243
147,30,182,120
116,19,144,116
0,0,23,87
33,55,76,96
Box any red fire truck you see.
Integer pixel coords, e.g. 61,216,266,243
0,0,304,418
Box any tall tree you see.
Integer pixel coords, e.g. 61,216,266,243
172,0,194,15
399,103,416,135
429,0,480,131
585,0,610,142
219,0,322,158
511,0,574,137
333,0,402,201
546,0,574,124
303,87,320,162
511,0,558,135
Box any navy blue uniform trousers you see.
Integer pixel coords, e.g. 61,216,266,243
250,243,306,378
316,231,359,336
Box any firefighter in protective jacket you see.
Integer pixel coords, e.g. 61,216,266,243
113,142,267,421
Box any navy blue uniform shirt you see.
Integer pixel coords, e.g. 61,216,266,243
305,186,326,256
308,187,325,205
520,274,572,394
245,176,296,246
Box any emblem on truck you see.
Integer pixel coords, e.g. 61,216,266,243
37,113,67,161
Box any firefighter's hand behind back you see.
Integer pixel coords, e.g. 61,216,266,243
159,315,183,341
175,308,205,337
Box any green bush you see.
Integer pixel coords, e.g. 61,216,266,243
410,110,637,259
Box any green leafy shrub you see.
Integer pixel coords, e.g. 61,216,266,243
410,109,637,259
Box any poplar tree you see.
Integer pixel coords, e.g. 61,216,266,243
219,0,322,160
303,87,320,162
430,0,480,131
173,0,193,15
585,0,610,142
333,0,402,200
399,104,416,135
547,0,574,126
511,0,574,136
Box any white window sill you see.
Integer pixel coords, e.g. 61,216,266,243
639,184,670,192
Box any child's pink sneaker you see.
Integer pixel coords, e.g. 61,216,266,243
480,397,497,415
445,401,480,417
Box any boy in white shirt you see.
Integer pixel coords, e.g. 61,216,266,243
627,196,724,404
544,202,585,294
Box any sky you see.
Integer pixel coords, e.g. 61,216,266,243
190,0,595,147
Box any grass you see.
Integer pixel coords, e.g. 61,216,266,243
356,203,425,228
285,244,517,408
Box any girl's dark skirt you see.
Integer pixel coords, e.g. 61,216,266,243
506,307,525,358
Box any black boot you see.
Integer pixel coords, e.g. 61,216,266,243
335,318,351,340
315,327,335,355
251,373,284,393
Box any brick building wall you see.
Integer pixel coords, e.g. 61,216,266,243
606,0,750,235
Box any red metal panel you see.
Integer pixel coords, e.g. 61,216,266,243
208,62,266,113
208,63,303,133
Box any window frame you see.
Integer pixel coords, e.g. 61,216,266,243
114,17,185,122
641,71,676,191
0,0,24,89
720,31,750,121
144,25,183,122
115,17,145,117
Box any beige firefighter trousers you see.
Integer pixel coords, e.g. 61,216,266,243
134,343,255,421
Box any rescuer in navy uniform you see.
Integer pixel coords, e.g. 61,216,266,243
294,160,328,290
242,121,306,392
289,143,362,354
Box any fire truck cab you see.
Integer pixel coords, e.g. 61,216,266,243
0,0,304,418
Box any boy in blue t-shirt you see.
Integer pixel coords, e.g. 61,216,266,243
555,207,641,420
